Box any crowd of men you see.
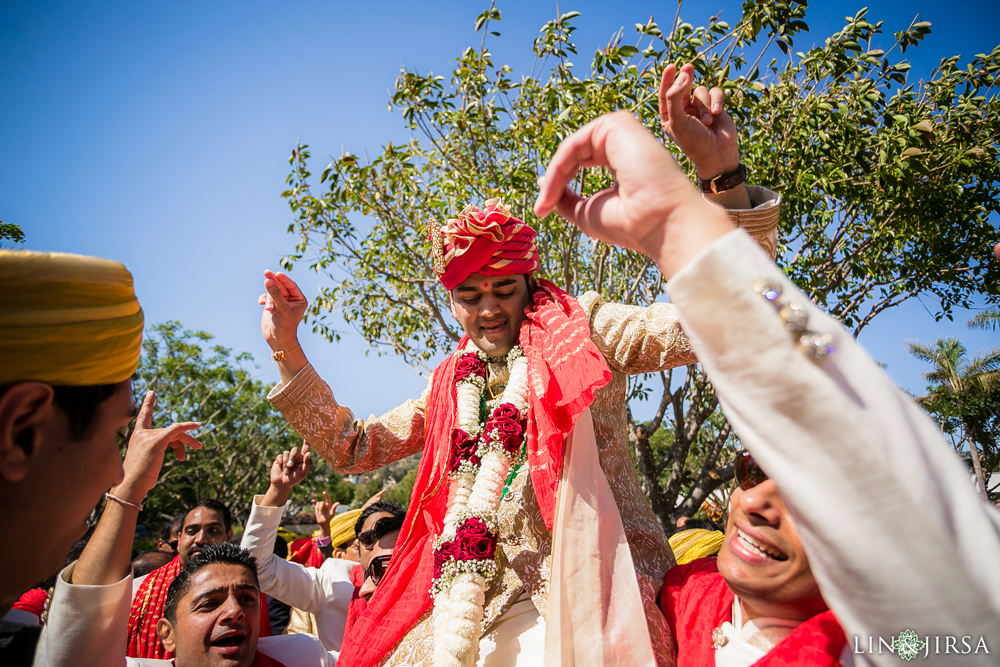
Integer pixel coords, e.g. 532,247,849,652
2,62,999,667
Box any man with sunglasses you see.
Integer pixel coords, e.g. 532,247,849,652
240,443,405,655
534,110,1000,665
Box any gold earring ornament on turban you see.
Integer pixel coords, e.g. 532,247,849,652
0,250,143,386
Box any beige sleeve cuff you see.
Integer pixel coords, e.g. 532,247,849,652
709,184,781,260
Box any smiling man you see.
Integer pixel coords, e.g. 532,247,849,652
661,450,846,666
257,65,783,667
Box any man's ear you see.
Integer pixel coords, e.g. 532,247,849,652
0,382,56,483
227,529,234,542
448,290,459,320
156,618,176,653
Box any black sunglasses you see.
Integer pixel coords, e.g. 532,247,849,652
734,450,768,491
365,554,393,586
358,516,405,549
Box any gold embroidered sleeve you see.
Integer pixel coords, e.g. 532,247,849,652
577,292,697,375
712,184,781,260
267,363,428,474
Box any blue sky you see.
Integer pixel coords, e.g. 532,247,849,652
2,0,997,421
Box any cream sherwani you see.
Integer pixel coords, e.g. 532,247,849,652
667,229,1000,666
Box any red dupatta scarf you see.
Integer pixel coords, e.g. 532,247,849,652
337,279,610,667
128,555,183,659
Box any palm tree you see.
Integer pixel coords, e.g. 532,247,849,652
908,336,1000,501
968,306,1000,332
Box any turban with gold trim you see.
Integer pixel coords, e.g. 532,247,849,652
328,508,362,549
668,528,725,565
0,250,143,386
430,198,540,291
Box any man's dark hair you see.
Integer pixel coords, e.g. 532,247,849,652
0,382,123,441
355,500,405,537
273,535,288,560
132,550,175,578
160,516,182,542
182,499,233,533
163,543,259,624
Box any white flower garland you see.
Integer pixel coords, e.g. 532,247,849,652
432,341,529,667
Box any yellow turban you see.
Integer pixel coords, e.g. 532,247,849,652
0,250,143,386
328,509,362,549
668,528,725,565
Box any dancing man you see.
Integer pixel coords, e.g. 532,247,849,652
259,65,780,667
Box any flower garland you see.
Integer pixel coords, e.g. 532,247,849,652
431,341,529,667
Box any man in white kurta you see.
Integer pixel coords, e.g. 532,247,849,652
533,110,1000,666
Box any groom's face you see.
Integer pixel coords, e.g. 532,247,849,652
450,273,534,357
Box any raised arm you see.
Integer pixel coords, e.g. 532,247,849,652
242,444,352,614
659,62,779,258
535,111,1000,653
259,271,428,473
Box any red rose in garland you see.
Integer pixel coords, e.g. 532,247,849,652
455,517,497,561
454,354,486,383
449,429,480,472
493,403,520,421
434,541,458,579
485,416,523,455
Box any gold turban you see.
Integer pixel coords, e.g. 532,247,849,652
0,250,143,386
328,508,362,549
668,528,725,565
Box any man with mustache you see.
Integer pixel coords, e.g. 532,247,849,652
127,498,241,658
38,542,337,667
258,63,781,666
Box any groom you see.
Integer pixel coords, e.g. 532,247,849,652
258,65,781,667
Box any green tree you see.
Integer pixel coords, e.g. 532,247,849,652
131,322,354,528
909,326,1000,502
280,3,999,530
0,221,25,248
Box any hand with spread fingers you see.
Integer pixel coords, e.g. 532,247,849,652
263,442,313,507
659,62,740,181
113,390,203,504
313,491,339,537
533,111,735,279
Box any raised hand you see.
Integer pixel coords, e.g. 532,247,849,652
115,390,203,502
259,270,308,352
270,442,313,491
312,491,339,527
659,63,740,180
534,111,735,279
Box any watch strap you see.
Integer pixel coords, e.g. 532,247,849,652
699,164,747,194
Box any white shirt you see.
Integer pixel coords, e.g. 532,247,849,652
240,496,357,653
32,562,337,667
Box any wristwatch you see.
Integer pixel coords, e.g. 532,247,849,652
698,164,747,194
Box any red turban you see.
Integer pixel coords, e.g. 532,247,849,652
431,198,540,290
